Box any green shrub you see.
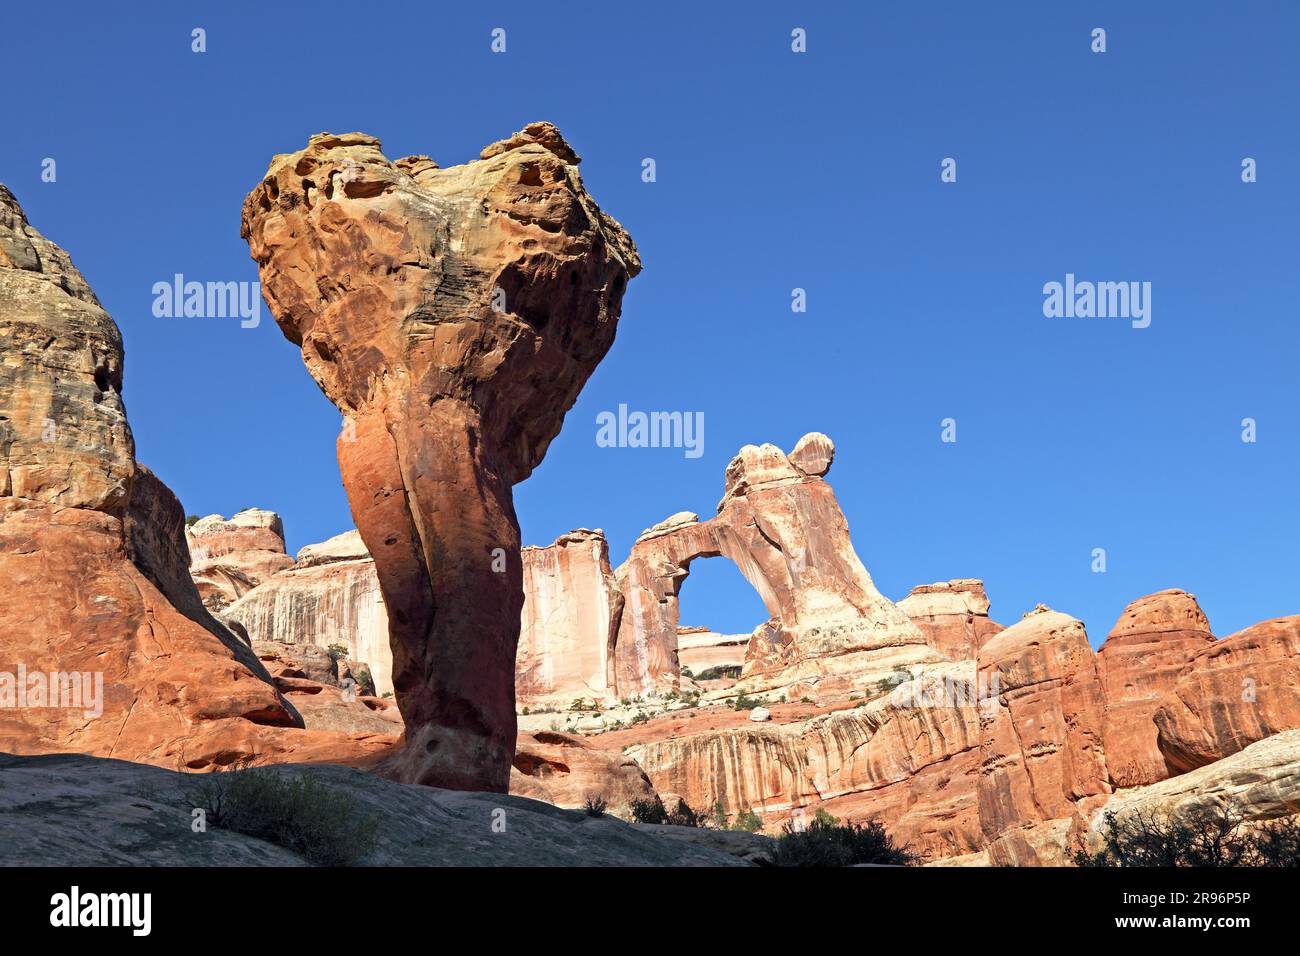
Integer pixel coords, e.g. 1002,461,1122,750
326,643,349,662
772,818,917,867
1077,803,1300,867
185,514,200,527
187,765,380,867
731,807,763,833
352,667,376,697
733,695,765,712
814,807,839,826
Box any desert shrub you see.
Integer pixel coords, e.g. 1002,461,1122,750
733,695,765,712
630,711,649,725
772,818,918,867
185,514,200,526
731,807,763,833
326,643,349,662
187,765,380,867
1077,803,1300,867
697,665,743,681
352,667,376,697
814,807,839,826
630,796,708,828
583,795,608,818
680,667,695,679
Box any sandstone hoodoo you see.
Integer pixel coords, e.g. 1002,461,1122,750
187,509,295,611
242,123,640,790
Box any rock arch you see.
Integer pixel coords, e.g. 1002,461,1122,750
612,434,937,698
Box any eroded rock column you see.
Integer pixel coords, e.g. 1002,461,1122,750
242,124,639,790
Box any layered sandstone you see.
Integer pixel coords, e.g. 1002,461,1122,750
613,434,937,699
242,123,639,790
676,627,748,676
516,530,623,709
898,579,1004,661
186,509,294,610
225,530,393,696
1154,615,1300,774
0,184,311,768
1096,589,1216,787
510,730,658,814
976,607,1111,865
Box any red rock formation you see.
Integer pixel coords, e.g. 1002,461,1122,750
516,530,623,709
225,530,393,696
1154,615,1300,774
976,607,1110,865
898,579,1004,660
1096,589,1216,787
0,184,307,768
186,510,294,610
613,434,936,698
510,730,658,814
242,124,639,790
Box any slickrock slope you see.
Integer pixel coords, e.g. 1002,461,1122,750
1154,615,1300,774
243,123,639,791
516,530,623,709
0,753,747,867
977,607,1111,865
898,579,1004,661
186,509,295,610
0,184,307,768
1096,589,1216,787
614,434,938,698
225,530,393,696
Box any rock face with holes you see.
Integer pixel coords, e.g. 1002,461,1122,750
0,184,314,768
509,730,658,814
1154,615,1300,774
898,579,1004,661
612,433,937,699
242,123,640,791
224,529,394,696
1096,589,1216,787
516,530,623,710
187,509,295,611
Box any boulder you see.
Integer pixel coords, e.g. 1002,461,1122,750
242,124,639,791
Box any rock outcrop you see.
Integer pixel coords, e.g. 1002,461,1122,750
676,627,748,677
186,510,295,610
613,434,938,699
1154,615,1300,774
0,184,308,768
509,730,657,814
1096,589,1216,787
1085,729,1300,853
976,607,1111,865
225,530,393,696
242,123,640,790
898,579,1004,661
516,530,623,709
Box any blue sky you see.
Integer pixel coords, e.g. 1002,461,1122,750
3,2,1296,645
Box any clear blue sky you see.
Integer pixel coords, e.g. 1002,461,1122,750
3,2,1296,645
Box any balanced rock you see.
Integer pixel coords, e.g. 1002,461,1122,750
242,124,639,790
